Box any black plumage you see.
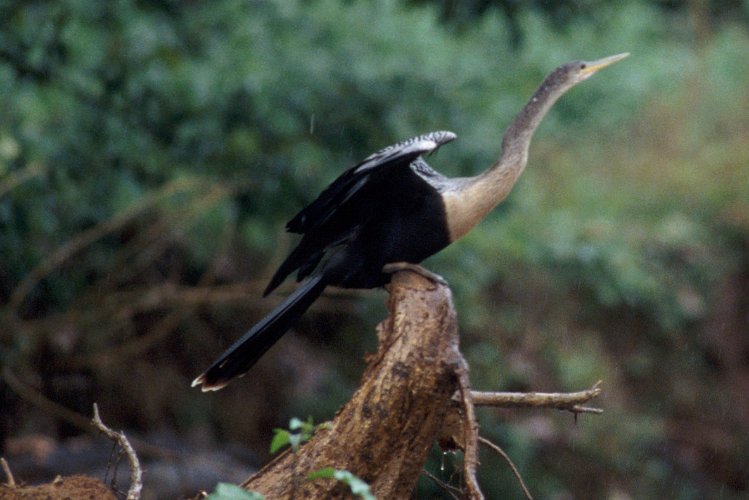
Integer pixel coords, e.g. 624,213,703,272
193,53,629,391
264,130,457,295
194,131,457,390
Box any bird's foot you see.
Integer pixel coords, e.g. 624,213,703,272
383,262,448,286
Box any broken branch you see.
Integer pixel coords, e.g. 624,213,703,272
471,380,603,414
91,404,143,500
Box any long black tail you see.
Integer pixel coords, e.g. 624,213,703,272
192,274,327,391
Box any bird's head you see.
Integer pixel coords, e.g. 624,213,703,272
551,52,630,89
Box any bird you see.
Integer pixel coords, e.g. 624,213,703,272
193,52,629,391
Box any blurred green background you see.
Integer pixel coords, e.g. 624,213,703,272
1,0,748,498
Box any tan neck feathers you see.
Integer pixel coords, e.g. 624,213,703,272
442,160,524,241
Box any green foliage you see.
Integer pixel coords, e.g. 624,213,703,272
270,417,331,454
307,467,376,500
0,0,676,313
205,483,264,500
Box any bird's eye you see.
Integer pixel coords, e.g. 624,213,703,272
580,63,587,70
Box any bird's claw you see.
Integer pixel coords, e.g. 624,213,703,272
383,262,448,286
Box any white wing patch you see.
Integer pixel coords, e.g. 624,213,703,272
353,131,456,174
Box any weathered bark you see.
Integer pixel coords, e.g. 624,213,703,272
242,270,464,498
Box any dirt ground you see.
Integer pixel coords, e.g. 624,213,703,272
0,474,116,499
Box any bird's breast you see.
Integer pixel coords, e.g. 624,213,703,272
440,171,514,242
441,190,497,242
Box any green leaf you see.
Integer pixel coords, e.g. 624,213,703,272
308,468,375,500
271,417,323,454
307,466,337,480
204,482,264,500
269,428,290,454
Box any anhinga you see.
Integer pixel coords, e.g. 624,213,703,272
193,53,629,391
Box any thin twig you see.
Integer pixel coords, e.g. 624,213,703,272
478,436,533,500
421,469,462,500
91,404,143,500
471,381,603,415
1,457,16,487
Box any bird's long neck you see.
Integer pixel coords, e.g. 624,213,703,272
443,73,570,242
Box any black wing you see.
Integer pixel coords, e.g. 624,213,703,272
263,130,456,296
286,130,457,234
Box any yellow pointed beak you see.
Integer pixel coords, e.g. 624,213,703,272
581,52,630,75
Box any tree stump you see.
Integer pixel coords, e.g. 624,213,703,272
242,269,466,498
